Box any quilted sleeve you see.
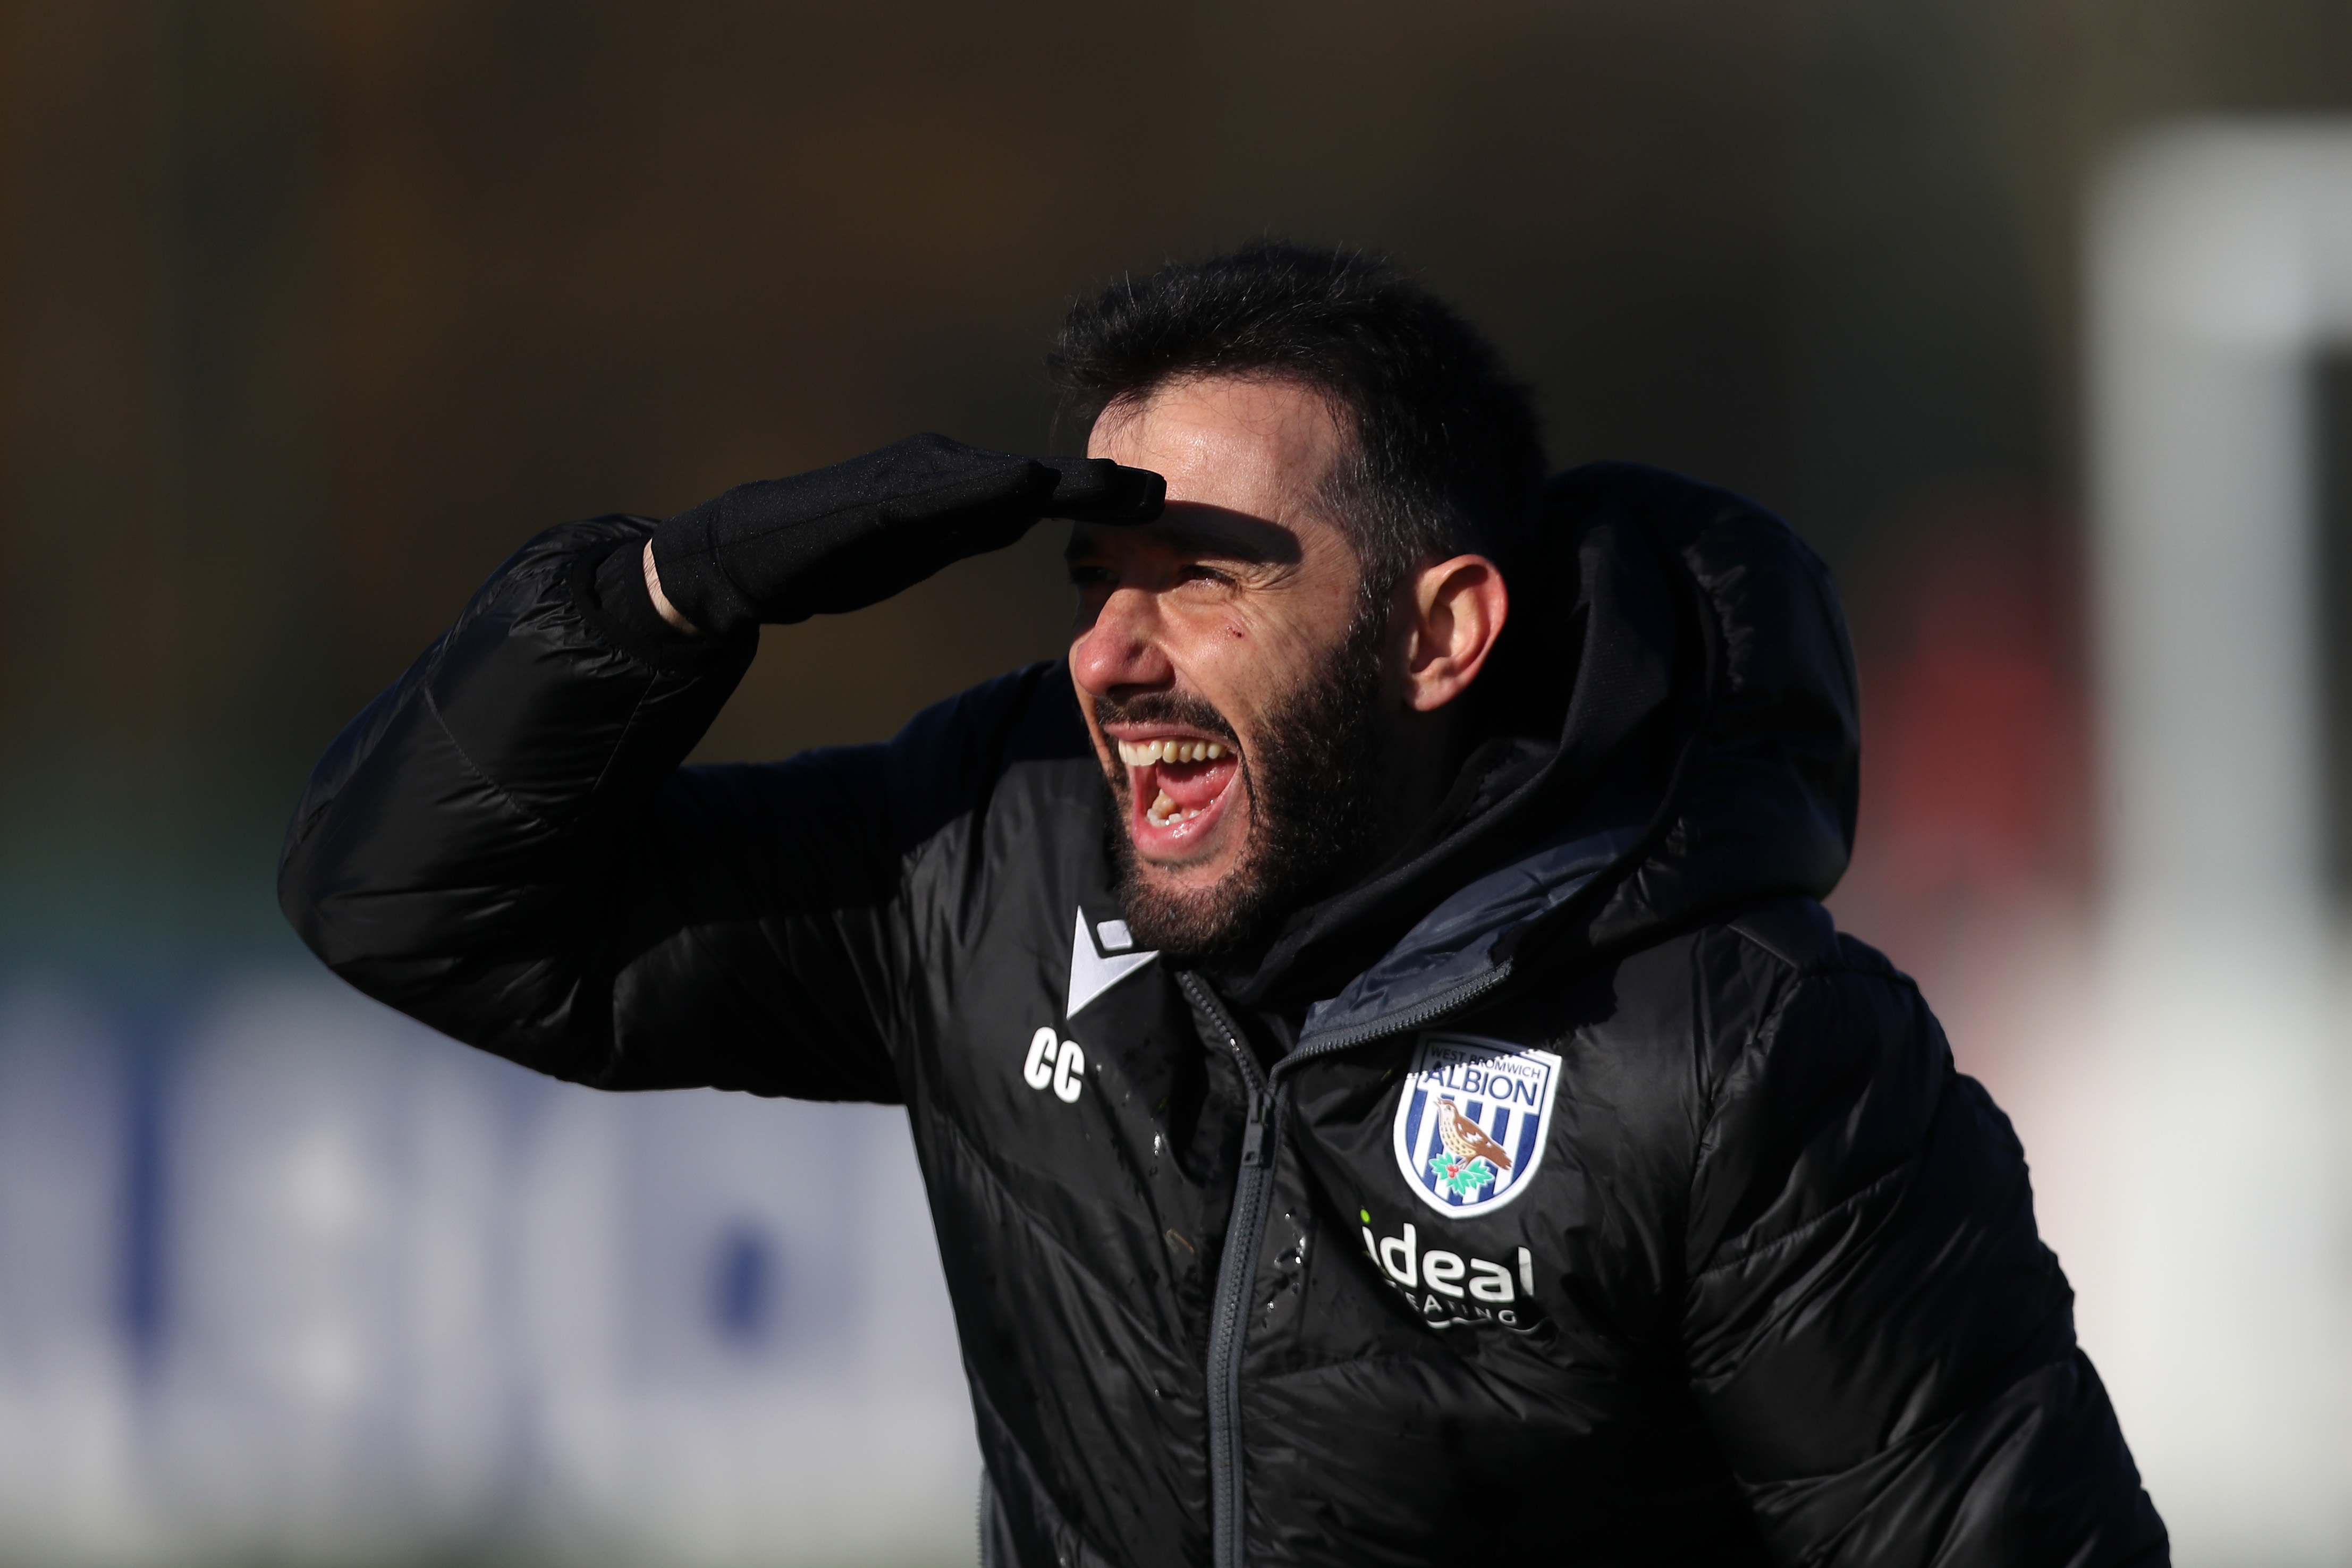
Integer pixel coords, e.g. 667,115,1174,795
278,514,908,1100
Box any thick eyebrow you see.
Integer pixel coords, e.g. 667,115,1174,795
1065,505,1305,567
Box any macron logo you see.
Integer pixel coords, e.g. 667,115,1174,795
1067,910,1157,1020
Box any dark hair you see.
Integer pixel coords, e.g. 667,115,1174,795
1047,242,1547,606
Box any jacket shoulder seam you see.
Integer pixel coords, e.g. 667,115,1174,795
1719,900,1842,977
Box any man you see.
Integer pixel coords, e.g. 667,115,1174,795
281,243,2166,1566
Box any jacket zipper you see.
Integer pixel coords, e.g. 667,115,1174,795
1285,959,1516,1059
1181,961,1513,1568
1182,971,1273,1568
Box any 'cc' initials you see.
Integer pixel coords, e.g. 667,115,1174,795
1023,1026,1086,1104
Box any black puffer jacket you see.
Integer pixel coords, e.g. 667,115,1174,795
281,463,2166,1567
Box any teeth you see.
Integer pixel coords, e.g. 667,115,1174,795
1143,790,1205,828
1116,738,1230,766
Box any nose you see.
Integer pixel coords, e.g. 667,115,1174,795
1070,585,1174,698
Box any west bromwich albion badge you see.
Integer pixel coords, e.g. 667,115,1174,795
1391,1035,1562,1217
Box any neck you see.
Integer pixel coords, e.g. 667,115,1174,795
1367,705,1463,863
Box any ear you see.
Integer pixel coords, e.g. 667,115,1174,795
1398,554,1509,713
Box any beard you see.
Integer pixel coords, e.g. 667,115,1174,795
1097,607,1393,964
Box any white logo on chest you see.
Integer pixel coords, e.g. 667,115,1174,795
1023,913,1159,1106
1023,1027,1087,1103
1066,910,1157,1019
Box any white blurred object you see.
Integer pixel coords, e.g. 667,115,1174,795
0,990,149,1561
152,981,524,1555
2089,121,2352,1563
515,1074,978,1565
0,976,975,1566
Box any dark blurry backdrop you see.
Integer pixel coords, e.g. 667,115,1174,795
6,0,2352,985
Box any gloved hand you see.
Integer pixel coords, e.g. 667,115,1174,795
649,433,1165,637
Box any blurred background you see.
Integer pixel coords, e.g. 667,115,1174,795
5,1,2352,1563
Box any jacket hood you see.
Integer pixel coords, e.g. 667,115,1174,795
1223,462,1860,1032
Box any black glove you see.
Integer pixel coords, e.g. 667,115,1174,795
648,433,1164,637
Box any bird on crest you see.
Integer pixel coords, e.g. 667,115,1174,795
1436,1096,1514,1172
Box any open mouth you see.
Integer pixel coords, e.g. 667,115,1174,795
1113,732,1242,854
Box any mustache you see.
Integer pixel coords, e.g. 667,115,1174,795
1092,691,1239,746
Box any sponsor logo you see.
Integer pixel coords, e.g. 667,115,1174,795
1391,1035,1561,1217
1359,1209,1540,1330
1022,1026,1087,1104
1067,910,1157,1020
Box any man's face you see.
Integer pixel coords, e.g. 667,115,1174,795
1068,375,1393,960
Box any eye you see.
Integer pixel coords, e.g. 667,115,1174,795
1177,563,1233,587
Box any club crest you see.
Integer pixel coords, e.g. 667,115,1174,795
1390,1035,1561,1216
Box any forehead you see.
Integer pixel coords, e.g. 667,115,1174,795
1085,376,1346,520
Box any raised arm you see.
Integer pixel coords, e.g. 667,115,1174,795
280,436,1160,1096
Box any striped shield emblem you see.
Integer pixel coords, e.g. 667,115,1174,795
1390,1035,1561,1217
